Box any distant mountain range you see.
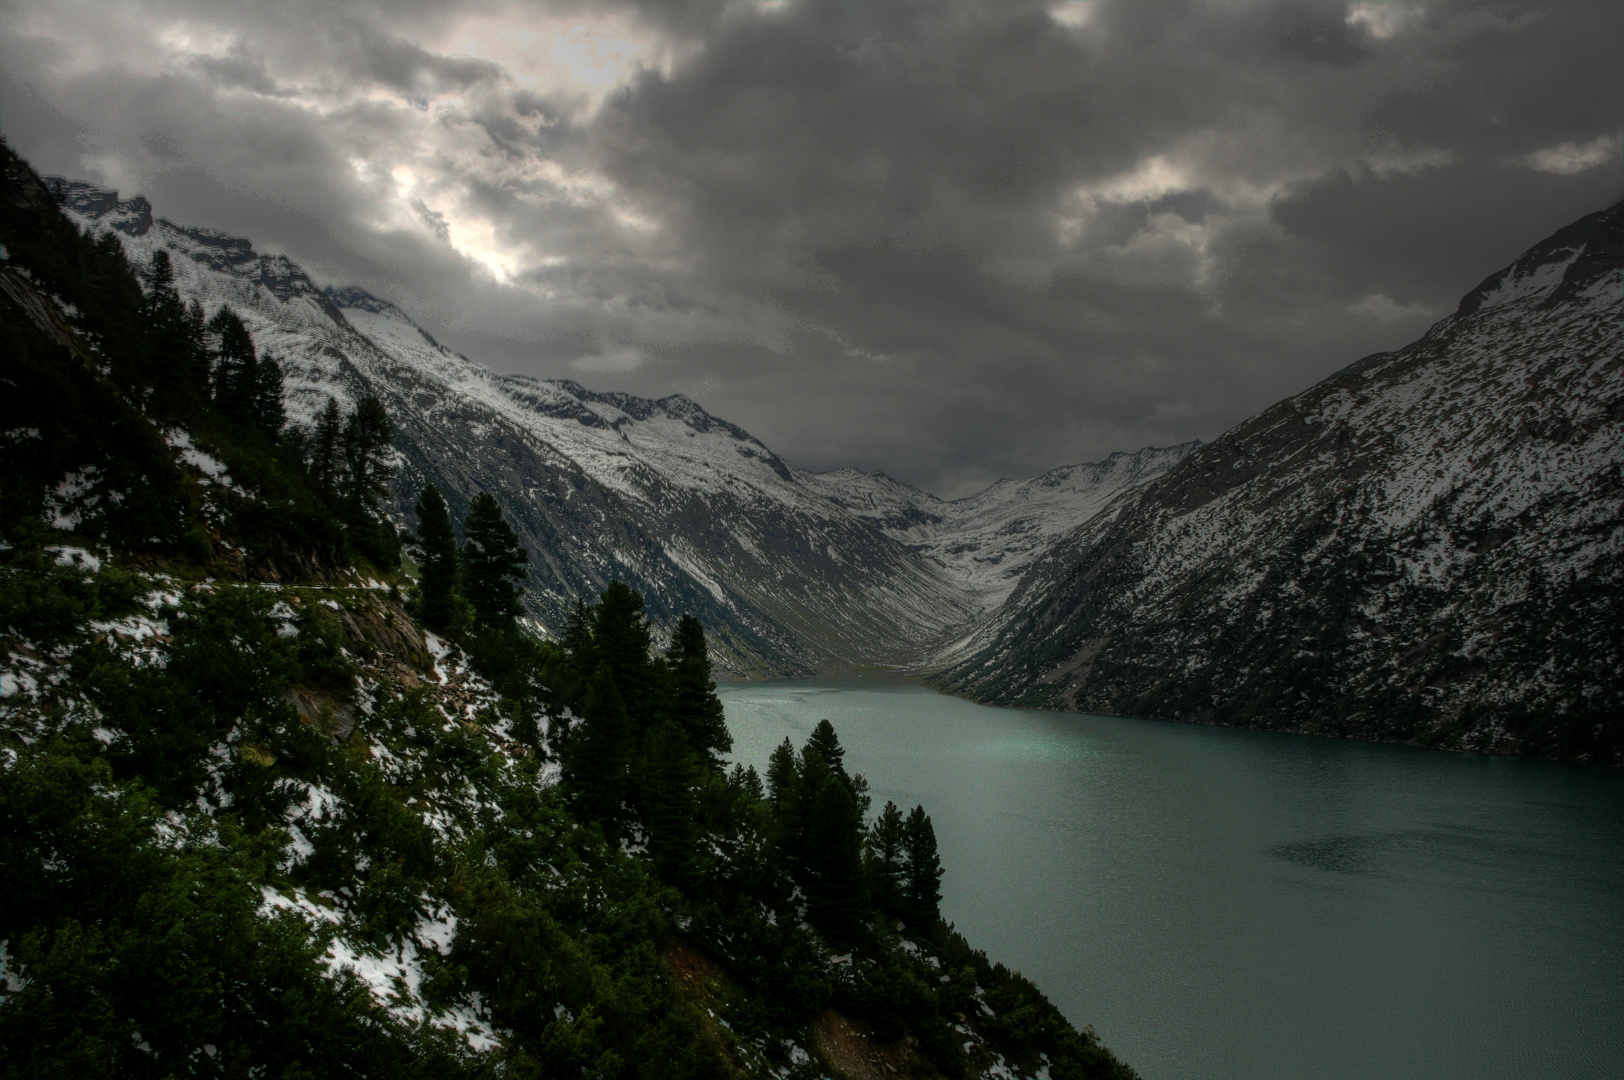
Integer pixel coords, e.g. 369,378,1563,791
939,203,1623,766
51,179,1190,677
50,179,1620,763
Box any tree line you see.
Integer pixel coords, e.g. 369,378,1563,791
552,573,942,943
137,250,401,566
407,474,947,945
2,142,402,570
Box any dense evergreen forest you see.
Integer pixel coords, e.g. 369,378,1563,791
0,138,1135,1079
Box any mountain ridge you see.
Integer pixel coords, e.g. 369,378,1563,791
46,176,1188,677
938,201,1624,765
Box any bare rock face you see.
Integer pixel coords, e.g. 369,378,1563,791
941,204,1624,765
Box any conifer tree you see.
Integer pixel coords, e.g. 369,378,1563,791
803,717,869,812
141,247,176,298
249,352,284,438
666,614,732,768
589,581,657,728
766,738,799,810
460,493,527,629
766,737,804,869
207,306,257,421
641,722,701,884
866,800,907,919
185,299,209,390
549,598,594,709
763,723,873,940
732,762,765,802
341,395,393,522
310,397,342,505
412,484,462,635
800,746,868,941
902,805,944,931
564,663,632,828
140,250,195,410
142,245,176,295
805,719,847,780
562,598,592,662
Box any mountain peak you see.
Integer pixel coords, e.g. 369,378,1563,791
1455,201,1621,316
941,200,1622,765
324,285,406,318
44,177,153,236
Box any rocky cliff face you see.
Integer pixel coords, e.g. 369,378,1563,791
940,204,1623,765
50,180,1181,677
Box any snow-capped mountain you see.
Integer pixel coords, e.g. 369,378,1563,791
940,203,1624,765
49,179,1181,676
804,444,1197,611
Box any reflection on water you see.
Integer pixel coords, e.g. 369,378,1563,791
719,678,1624,1080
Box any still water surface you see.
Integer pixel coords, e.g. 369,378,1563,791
718,678,1624,1080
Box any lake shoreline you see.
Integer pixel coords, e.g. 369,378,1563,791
718,678,1624,1080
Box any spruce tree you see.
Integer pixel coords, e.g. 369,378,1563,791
665,614,731,767
412,484,462,635
805,719,847,780
589,581,657,728
549,598,594,710
460,493,527,629
902,805,944,931
248,351,284,439
562,598,593,663
185,299,209,390
800,747,868,941
866,800,907,920
763,723,873,940
141,247,172,292
804,717,869,812
310,397,342,506
564,663,632,828
141,247,176,297
766,738,799,807
207,306,257,421
641,722,701,885
766,738,804,871
141,250,196,411
341,395,393,522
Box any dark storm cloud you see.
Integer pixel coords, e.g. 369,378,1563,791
3,0,1619,495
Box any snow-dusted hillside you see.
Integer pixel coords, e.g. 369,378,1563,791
941,203,1624,764
805,444,1195,610
49,179,1174,676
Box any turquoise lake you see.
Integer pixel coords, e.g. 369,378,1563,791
717,678,1624,1080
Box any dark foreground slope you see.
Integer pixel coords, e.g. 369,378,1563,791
1,141,1133,1079
941,203,1623,766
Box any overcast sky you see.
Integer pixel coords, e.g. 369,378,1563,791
3,0,1619,496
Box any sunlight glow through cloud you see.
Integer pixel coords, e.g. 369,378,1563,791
1048,2,1100,32
5,0,1615,497
1345,2,1426,40
435,7,674,117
